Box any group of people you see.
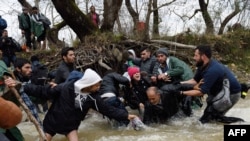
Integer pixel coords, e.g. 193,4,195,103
126,45,244,124
1,4,101,54
1,44,246,141
18,6,51,51
0,6,51,72
0,5,247,141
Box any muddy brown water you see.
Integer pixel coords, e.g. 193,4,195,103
18,96,250,141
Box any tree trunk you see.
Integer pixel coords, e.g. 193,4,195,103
199,0,214,34
125,0,139,31
218,1,241,35
152,0,159,37
143,0,152,41
51,0,97,42
17,0,32,9
101,0,123,32
46,21,67,48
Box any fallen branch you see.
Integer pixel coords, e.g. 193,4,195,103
98,58,112,70
150,40,196,49
4,76,47,141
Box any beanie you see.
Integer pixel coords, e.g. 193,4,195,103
127,66,140,78
74,68,102,93
156,48,168,56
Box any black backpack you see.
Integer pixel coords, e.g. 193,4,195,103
30,63,49,85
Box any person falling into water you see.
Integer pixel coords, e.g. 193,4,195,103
7,68,139,141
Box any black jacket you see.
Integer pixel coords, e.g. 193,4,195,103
99,72,130,96
24,80,129,135
143,91,179,125
54,61,75,84
0,37,21,57
124,77,151,109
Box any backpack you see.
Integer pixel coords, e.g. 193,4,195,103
30,63,49,85
0,17,7,30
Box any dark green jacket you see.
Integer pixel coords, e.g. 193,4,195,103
18,13,31,30
153,56,194,81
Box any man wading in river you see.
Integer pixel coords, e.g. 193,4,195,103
177,45,244,123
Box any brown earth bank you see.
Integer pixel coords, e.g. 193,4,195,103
16,31,250,84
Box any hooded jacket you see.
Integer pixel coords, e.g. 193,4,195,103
24,76,129,135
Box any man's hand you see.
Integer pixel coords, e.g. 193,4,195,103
158,73,171,82
150,76,157,83
193,79,204,90
4,77,16,87
128,114,139,120
49,82,57,88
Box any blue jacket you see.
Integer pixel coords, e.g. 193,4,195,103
194,59,241,96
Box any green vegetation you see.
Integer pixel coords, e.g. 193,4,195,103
166,30,250,72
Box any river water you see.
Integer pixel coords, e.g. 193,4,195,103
18,96,250,141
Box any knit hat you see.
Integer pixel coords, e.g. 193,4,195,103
127,66,140,78
156,48,168,56
74,68,102,93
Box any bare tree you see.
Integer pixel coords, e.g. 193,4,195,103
125,0,139,31
152,0,159,37
143,0,176,41
51,0,97,42
218,0,248,34
188,0,249,35
101,0,123,32
199,0,214,34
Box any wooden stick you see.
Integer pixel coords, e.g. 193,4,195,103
4,76,47,141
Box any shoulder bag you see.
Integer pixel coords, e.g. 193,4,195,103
211,78,232,112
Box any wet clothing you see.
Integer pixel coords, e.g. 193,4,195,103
152,56,200,116
195,59,241,96
54,61,75,84
124,77,151,109
194,59,242,123
99,72,130,97
143,91,179,125
24,79,129,136
99,72,130,125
